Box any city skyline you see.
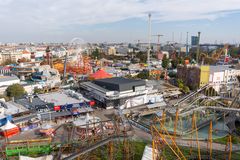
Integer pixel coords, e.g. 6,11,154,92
1,0,240,43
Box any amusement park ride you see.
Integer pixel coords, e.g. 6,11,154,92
149,84,240,160
1,114,134,160
42,39,93,81
1,85,240,159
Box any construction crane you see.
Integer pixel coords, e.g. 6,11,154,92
152,34,164,52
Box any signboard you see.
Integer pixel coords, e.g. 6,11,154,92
54,106,60,111
134,86,146,92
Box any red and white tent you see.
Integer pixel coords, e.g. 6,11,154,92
0,120,19,137
88,69,112,80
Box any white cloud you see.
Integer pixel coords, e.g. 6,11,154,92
0,0,240,26
0,0,240,42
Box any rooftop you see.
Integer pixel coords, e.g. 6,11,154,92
0,76,19,83
209,65,231,73
94,77,144,85
93,77,146,92
15,97,47,109
38,91,85,106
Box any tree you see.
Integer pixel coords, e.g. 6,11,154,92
178,57,185,65
0,94,10,101
162,54,169,69
177,79,184,89
17,57,30,63
171,59,178,69
6,84,25,98
136,51,147,63
34,87,44,94
137,71,149,79
183,86,190,93
1,59,17,65
91,48,100,59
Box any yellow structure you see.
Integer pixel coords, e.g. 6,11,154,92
200,65,210,87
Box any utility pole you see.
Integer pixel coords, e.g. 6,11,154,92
186,32,189,56
196,32,201,64
147,13,152,71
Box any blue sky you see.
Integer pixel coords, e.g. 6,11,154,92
0,0,240,44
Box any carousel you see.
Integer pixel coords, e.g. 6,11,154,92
72,113,101,138
39,124,54,136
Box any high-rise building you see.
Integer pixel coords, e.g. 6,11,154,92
191,36,199,46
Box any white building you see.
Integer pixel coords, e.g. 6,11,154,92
209,65,240,92
0,76,20,87
108,47,116,55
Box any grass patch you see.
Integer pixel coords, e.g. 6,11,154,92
162,146,240,160
83,140,148,160
213,135,240,144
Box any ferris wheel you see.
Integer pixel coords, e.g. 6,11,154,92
63,37,91,79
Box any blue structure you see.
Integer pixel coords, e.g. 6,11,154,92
0,115,12,127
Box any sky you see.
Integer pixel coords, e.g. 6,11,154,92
1,0,240,44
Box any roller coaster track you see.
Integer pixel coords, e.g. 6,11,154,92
174,84,209,107
62,135,127,160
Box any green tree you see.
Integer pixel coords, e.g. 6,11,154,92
177,79,184,89
136,51,147,63
178,57,185,65
6,84,25,98
137,71,149,79
1,59,17,65
91,48,100,59
0,94,10,101
171,59,178,69
162,54,169,69
34,87,44,94
183,86,190,93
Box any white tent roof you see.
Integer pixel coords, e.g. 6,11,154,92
0,120,17,131
19,155,53,160
141,145,158,160
73,114,100,128
41,124,52,130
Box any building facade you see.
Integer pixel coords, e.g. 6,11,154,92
80,77,147,109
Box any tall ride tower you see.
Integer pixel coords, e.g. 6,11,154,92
147,13,152,71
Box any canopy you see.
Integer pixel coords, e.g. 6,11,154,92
89,69,112,80
0,120,17,131
41,124,52,130
19,155,53,160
